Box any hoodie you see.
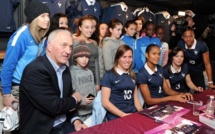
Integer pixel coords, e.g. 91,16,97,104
70,65,96,116
102,37,125,71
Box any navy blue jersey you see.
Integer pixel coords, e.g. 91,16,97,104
0,0,19,32
177,40,208,72
155,13,171,42
138,10,156,24
77,0,102,21
101,69,137,120
26,0,70,17
163,64,189,92
101,4,134,25
137,64,165,98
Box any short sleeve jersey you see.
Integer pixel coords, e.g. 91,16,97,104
137,64,165,98
101,69,137,120
163,64,189,92
177,40,208,72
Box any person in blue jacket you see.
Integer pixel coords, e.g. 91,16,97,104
137,44,193,107
163,47,203,93
121,20,137,72
1,1,50,109
101,45,142,121
134,21,162,72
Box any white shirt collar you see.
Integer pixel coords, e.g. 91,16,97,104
85,0,95,6
144,63,157,75
170,65,181,73
185,39,196,49
115,67,129,75
46,55,66,72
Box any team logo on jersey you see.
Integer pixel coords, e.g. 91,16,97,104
149,18,152,21
159,73,162,78
94,8,97,12
194,50,198,55
126,15,128,19
148,78,152,81
58,2,62,8
170,75,174,79
115,80,121,84
176,84,180,90
189,60,195,64
84,8,88,11
182,73,185,77
118,14,122,16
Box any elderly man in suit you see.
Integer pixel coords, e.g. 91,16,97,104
19,29,87,134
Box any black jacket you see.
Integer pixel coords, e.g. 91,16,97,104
20,55,78,134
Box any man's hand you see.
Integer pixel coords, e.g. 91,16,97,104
72,92,82,103
185,10,195,17
3,94,18,110
73,120,87,131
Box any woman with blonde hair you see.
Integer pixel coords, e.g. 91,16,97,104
1,1,50,110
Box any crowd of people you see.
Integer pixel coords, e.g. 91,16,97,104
0,1,215,134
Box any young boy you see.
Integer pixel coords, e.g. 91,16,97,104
70,44,96,121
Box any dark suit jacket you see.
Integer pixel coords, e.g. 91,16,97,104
19,55,78,134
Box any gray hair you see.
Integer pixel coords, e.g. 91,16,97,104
47,29,72,44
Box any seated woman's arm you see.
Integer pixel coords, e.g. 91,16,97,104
163,78,193,101
101,87,130,117
134,86,143,111
185,74,203,92
139,84,172,106
139,82,190,106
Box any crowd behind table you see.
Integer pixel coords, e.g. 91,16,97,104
0,1,215,134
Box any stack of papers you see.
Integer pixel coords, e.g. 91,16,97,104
199,113,215,129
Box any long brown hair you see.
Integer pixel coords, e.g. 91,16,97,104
112,45,136,81
76,15,97,37
29,17,50,44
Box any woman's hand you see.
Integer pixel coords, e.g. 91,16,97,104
120,113,131,117
195,87,204,92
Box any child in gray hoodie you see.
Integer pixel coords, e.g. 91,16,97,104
70,44,96,122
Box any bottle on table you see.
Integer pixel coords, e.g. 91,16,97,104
206,96,215,117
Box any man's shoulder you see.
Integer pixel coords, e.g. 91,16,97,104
25,56,47,70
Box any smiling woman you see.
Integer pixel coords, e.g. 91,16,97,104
137,44,193,107
101,45,143,121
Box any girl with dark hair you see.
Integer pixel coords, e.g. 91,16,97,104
156,25,169,67
102,19,125,71
96,23,109,79
121,20,137,72
163,47,203,93
137,44,193,106
134,21,162,72
71,15,100,92
101,45,142,121
48,13,68,33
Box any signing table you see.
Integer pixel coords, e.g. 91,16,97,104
72,89,215,134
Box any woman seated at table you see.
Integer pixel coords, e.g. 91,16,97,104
101,45,143,121
163,47,203,94
137,44,193,106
